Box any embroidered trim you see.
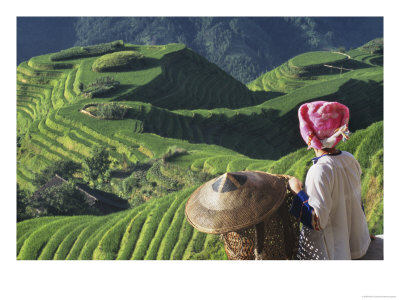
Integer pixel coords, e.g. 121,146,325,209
312,211,320,231
334,124,350,142
311,154,329,164
311,151,342,164
290,191,314,229
298,201,304,223
307,133,315,146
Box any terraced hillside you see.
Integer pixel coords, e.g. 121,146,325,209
17,121,383,260
17,39,383,259
17,40,383,191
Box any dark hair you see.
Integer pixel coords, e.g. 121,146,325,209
322,147,338,154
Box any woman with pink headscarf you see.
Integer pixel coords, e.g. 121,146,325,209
288,101,371,260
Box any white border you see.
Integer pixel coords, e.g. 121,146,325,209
2,1,399,299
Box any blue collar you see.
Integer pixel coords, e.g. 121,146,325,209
311,151,342,164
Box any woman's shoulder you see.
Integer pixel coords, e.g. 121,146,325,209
308,159,335,177
311,151,358,169
315,150,361,174
336,151,361,166
339,150,355,159
321,150,356,163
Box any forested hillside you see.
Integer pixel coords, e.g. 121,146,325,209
18,17,383,83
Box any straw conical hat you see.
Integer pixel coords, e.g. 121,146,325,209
185,171,288,234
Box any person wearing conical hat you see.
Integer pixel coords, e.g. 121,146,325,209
288,101,371,260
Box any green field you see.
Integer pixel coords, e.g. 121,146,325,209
290,51,347,67
17,39,383,259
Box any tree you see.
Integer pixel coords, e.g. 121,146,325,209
83,146,111,184
30,182,96,216
337,46,346,53
96,102,127,120
17,184,29,222
33,160,81,187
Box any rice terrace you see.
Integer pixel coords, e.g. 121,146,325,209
16,37,383,260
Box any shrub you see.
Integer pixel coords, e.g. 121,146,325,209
29,181,93,216
96,103,128,120
359,38,383,54
50,40,124,61
33,160,81,187
92,51,145,72
146,160,181,190
17,184,30,222
162,146,188,162
81,76,120,98
336,46,346,53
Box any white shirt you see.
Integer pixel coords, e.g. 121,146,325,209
298,151,370,260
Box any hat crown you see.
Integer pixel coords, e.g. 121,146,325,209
212,173,247,193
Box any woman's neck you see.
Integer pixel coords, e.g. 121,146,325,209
314,148,338,157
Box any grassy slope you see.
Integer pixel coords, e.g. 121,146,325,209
17,121,383,260
17,40,383,259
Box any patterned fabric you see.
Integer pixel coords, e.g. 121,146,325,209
298,101,350,149
297,227,327,260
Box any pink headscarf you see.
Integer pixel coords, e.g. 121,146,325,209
298,101,350,150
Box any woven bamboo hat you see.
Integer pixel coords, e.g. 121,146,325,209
185,171,288,234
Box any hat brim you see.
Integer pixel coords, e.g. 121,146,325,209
185,171,289,234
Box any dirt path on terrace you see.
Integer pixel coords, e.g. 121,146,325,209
332,51,351,59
